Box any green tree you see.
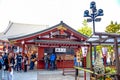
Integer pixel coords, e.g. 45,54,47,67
105,21,120,33
78,20,92,37
105,21,120,62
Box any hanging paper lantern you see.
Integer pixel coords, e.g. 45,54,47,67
81,46,88,57
102,47,107,57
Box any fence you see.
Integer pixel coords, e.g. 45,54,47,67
74,66,120,80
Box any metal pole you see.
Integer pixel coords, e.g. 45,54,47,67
84,57,86,80
92,12,97,60
92,13,95,34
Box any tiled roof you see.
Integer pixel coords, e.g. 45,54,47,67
86,32,120,45
0,32,8,41
8,21,88,40
4,21,49,38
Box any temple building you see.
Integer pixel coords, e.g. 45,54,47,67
3,21,89,69
0,32,9,53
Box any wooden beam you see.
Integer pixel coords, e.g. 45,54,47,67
114,37,120,78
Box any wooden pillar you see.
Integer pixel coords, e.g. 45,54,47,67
114,37,120,80
21,44,25,70
89,43,93,80
37,46,44,69
22,44,25,56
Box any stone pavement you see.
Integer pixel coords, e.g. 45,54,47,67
37,69,90,80
0,69,90,80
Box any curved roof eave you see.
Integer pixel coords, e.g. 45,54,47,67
8,21,89,41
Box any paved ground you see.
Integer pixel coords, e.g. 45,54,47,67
37,69,90,80
0,69,90,80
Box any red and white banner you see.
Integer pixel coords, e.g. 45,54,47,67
102,47,107,57
81,46,88,57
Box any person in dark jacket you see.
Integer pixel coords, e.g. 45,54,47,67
10,54,15,69
16,52,23,71
43,53,49,70
29,51,36,70
2,53,9,70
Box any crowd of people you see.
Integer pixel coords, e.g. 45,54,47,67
43,52,57,70
0,51,37,80
0,50,58,72
0,51,37,72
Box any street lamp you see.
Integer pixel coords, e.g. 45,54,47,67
84,1,104,34
83,1,104,61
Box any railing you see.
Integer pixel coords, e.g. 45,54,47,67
74,66,120,80
74,66,95,80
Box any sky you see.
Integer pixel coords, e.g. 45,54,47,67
0,0,120,33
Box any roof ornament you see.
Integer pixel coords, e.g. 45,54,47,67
57,26,67,35
60,21,63,24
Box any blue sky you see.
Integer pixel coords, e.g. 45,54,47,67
0,0,120,32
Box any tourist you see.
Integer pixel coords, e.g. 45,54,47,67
2,52,9,70
9,53,15,70
54,53,57,69
50,53,56,70
43,53,49,70
73,55,78,66
23,54,28,72
16,52,23,72
29,51,37,70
